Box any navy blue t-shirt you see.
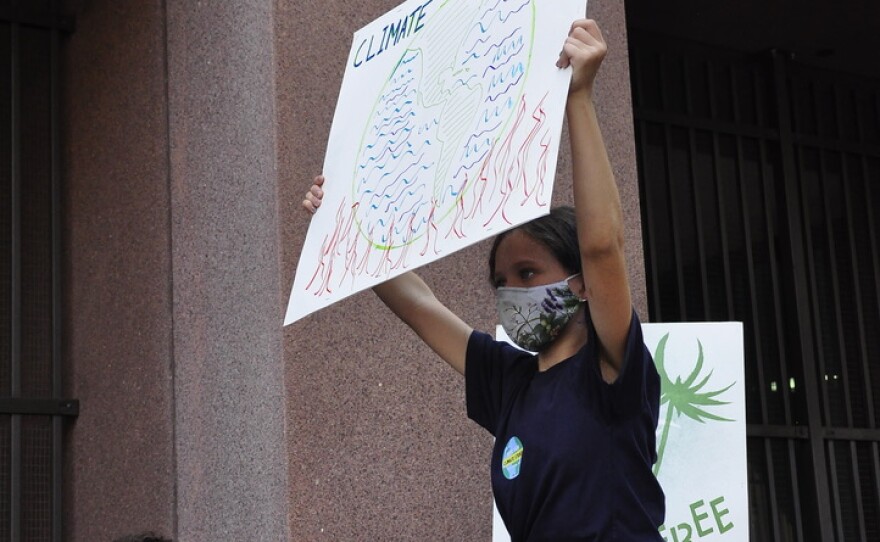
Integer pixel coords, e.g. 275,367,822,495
465,310,664,541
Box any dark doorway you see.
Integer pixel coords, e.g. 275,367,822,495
0,1,76,541
626,2,880,541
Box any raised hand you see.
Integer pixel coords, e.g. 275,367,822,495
556,19,607,99
302,174,325,215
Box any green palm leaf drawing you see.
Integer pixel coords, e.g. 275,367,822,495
653,333,736,477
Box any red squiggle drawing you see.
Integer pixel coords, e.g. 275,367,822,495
286,0,579,326
306,199,358,296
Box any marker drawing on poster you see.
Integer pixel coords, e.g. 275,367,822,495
285,0,587,325
493,323,748,541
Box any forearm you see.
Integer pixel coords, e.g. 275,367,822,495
566,93,625,256
372,271,435,323
372,271,471,374
566,90,633,371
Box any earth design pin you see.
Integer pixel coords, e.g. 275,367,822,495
501,436,524,480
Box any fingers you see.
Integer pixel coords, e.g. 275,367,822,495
302,175,325,215
556,49,570,69
570,19,604,45
556,19,606,68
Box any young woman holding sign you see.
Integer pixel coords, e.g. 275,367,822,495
303,19,664,541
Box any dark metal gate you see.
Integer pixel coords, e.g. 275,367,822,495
0,2,76,541
629,32,880,542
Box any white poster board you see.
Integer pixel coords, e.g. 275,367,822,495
493,322,749,541
285,0,587,325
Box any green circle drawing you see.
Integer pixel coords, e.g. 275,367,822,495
351,0,536,251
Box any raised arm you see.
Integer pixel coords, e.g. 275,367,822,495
303,175,472,375
372,272,471,375
558,20,632,378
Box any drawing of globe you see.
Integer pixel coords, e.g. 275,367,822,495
353,0,535,249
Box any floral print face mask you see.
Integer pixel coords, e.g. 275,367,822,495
496,274,584,352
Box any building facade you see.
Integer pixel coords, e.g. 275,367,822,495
1,0,877,541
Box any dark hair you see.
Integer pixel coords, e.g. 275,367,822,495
112,534,172,542
488,206,581,282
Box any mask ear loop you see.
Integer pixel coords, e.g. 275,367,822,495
565,274,588,303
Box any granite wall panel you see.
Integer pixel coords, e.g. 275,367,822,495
277,0,644,539
62,1,175,540
62,0,641,538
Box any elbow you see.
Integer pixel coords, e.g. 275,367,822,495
579,227,625,261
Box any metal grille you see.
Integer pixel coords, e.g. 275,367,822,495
0,2,75,542
630,32,880,542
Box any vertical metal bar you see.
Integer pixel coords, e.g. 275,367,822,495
787,440,806,541
816,147,852,425
749,64,790,541
798,83,841,535
851,83,880,542
853,83,880,537
813,80,854,431
49,21,63,542
851,441,868,541
682,57,712,319
639,121,666,321
865,109,880,431
827,442,845,541
771,50,834,541
706,60,736,320
631,49,665,322
826,84,873,540
638,121,666,321
9,18,21,542
657,53,689,319
794,104,832,430
874,443,880,535
870,89,880,323
731,64,771,416
753,64,795,427
816,137,864,536
801,84,834,426
840,88,877,426
763,439,783,541
853,89,880,429
834,85,871,542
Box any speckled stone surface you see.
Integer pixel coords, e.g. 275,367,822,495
62,1,176,541
65,0,293,540
277,0,645,540
62,0,642,539
165,1,290,541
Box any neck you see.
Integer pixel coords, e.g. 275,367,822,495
536,306,589,372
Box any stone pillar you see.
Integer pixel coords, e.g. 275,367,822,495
166,1,289,540
64,1,290,540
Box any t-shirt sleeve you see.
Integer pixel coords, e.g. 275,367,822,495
589,309,661,422
465,329,533,435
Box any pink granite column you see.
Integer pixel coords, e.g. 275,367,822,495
65,0,291,540
165,1,290,540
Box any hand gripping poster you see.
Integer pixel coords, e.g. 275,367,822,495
285,0,587,325
494,322,748,541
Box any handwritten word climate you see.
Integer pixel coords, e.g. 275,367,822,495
354,0,434,68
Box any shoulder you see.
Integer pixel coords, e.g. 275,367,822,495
583,309,659,417
465,329,536,433
466,329,535,378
